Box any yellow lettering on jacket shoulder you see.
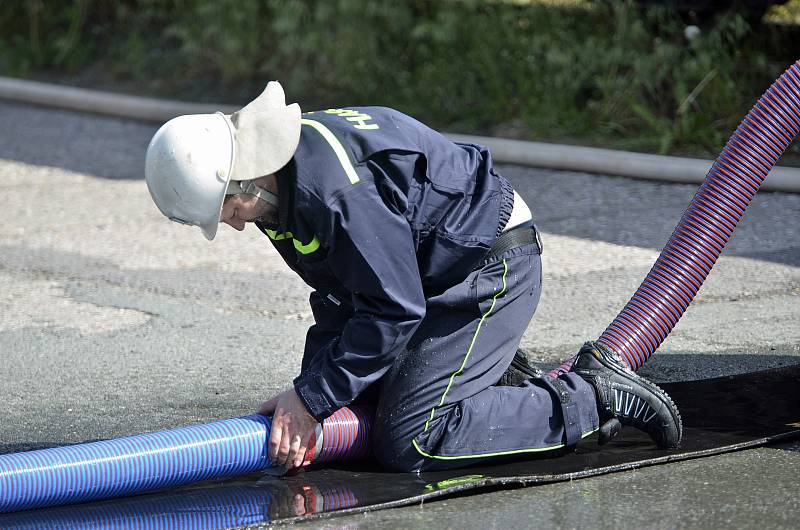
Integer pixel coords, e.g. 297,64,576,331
323,108,380,130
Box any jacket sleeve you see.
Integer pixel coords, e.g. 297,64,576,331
301,291,353,372
293,178,426,422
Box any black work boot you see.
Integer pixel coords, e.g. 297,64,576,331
498,349,543,386
572,341,682,449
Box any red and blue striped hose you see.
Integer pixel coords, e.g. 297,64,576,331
550,60,800,377
0,406,370,513
0,482,360,529
0,486,283,529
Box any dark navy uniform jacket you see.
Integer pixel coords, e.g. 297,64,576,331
257,107,515,422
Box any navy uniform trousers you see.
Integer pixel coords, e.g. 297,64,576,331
368,236,600,472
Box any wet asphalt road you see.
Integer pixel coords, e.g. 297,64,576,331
0,101,798,529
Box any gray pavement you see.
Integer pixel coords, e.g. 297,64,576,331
0,101,798,528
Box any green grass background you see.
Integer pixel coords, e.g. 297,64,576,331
2,0,799,159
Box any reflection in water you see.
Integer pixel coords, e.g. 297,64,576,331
424,474,486,492
0,474,360,529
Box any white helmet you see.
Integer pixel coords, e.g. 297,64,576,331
145,81,301,240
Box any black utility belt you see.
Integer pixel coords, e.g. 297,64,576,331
483,224,543,264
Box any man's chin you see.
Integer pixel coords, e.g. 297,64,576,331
252,216,279,231
252,212,279,226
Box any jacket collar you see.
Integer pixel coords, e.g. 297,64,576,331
253,159,294,235
275,159,295,233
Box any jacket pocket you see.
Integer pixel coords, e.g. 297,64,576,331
472,258,510,317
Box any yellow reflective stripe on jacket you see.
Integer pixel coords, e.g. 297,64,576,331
265,229,321,255
265,229,291,241
294,237,320,255
300,118,360,184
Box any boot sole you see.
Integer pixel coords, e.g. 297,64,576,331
591,351,683,448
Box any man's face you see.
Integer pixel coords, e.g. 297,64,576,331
219,193,274,231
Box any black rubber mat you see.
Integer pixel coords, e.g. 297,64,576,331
2,365,799,528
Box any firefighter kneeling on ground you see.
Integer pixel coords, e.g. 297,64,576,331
144,82,682,472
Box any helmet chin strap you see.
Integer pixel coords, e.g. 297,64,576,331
226,179,279,207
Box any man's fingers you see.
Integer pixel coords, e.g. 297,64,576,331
293,440,309,469
268,420,282,462
293,493,307,516
285,433,302,469
277,429,293,467
261,389,317,468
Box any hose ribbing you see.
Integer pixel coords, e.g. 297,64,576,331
0,482,361,529
0,406,371,513
550,60,800,376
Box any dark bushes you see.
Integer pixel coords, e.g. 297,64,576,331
0,0,795,157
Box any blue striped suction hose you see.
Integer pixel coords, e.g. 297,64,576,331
0,480,361,529
0,406,371,513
